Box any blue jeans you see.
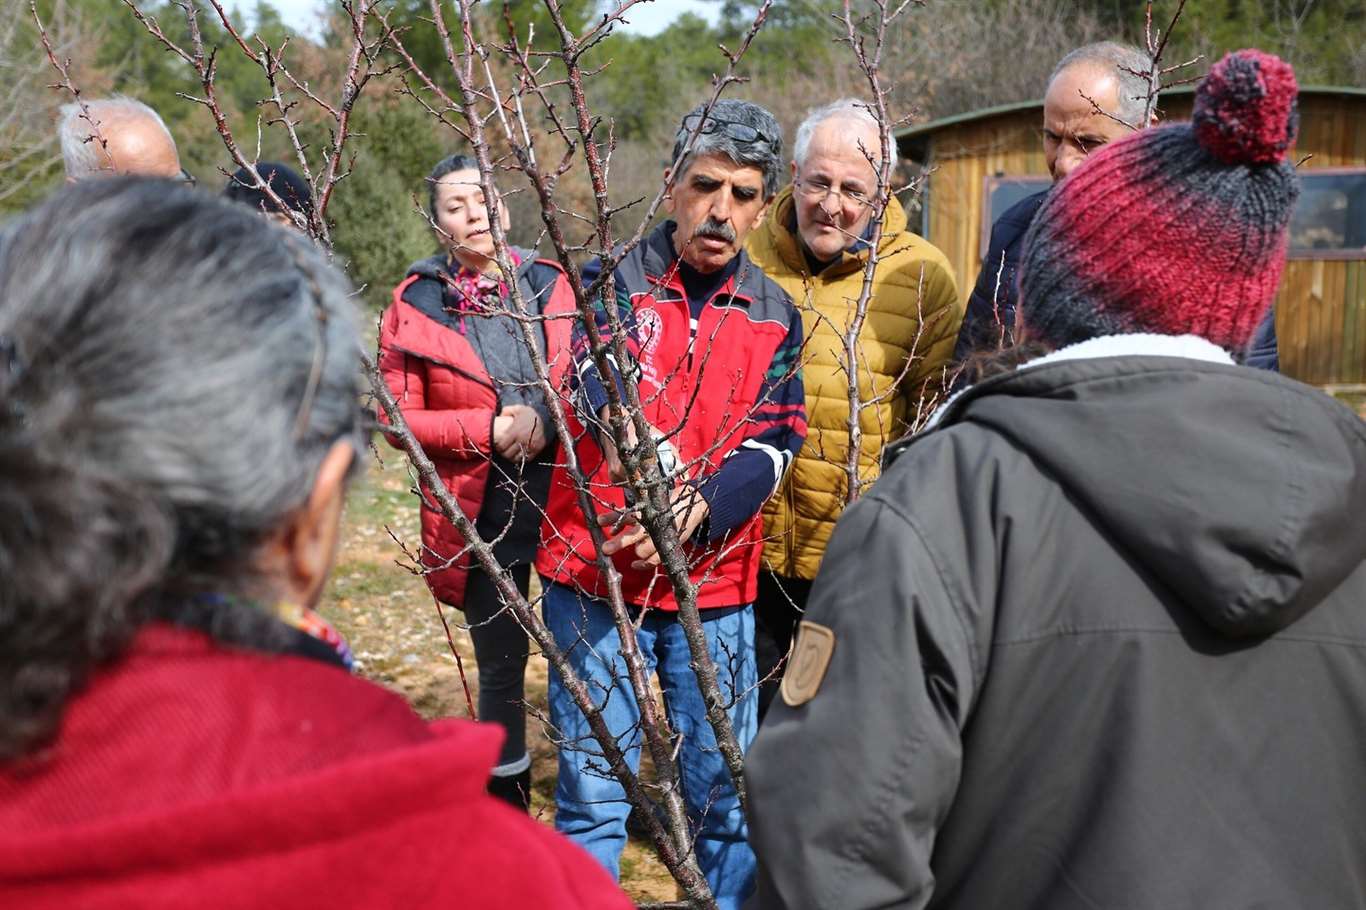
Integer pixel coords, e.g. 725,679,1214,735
542,582,757,910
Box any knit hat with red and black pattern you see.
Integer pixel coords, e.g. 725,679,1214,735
1019,49,1301,352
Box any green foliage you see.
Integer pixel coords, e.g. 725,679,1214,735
588,13,731,141
716,0,829,68
1173,0,1366,85
503,0,599,44
12,0,1360,279
584,3,832,143
329,95,446,311
1061,0,1365,85
40,0,303,183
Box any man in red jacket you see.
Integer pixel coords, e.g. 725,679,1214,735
536,99,807,910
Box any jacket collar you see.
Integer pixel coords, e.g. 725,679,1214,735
917,333,1236,435
400,249,535,334
1019,333,1233,372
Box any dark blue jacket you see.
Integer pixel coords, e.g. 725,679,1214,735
952,190,1048,363
1245,307,1279,371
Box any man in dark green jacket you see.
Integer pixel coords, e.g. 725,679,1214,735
746,50,1366,910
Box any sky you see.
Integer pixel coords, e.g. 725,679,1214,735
258,0,719,37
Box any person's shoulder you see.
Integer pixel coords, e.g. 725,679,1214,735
579,253,604,283
738,252,798,319
581,236,651,290
876,414,1032,514
403,253,448,283
882,230,957,284
518,253,566,289
871,232,959,319
396,255,447,305
438,778,635,908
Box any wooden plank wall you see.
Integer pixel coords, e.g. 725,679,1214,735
923,109,1043,295
919,93,1365,386
1279,261,1366,383
1276,95,1366,385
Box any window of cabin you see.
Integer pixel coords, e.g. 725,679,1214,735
1289,170,1366,259
981,176,1049,259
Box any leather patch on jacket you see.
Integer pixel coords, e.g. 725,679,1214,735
781,621,836,707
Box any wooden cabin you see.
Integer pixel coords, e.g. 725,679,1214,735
896,87,1366,412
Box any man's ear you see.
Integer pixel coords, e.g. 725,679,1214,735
750,195,774,233
271,440,355,607
790,159,799,183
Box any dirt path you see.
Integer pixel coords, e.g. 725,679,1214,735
318,448,676,903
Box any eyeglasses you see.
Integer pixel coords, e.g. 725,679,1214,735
795,177,873,210
177,168,198,187
681,113,777,149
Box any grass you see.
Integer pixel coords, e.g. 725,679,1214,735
318,446,677,904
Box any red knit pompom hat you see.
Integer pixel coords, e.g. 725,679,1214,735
1019,49,1301,351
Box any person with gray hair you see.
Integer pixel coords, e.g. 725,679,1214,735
1048,41,1158,141
953,40,1154,363
0,178,634,908
58,95,186,181
790,98,896,182
745,97,961,720
669,96,786,203
536,97,805,910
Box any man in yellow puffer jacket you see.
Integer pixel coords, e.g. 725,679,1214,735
745,98,963,717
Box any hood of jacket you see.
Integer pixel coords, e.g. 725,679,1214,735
918,335,1366,639
402,248,534,319
405,247,534,281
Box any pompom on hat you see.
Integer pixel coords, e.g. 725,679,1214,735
1019,49,1301,352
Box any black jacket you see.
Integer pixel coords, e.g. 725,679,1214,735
1245,305,1279,370
747,347,1366,909
952,189,1047,363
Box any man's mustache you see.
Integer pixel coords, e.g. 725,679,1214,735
692,218,736,243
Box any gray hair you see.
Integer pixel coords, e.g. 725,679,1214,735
0,177,364,759
1049,41,1157,127
59,95,176,179
793,98,896,171
671,98,784,198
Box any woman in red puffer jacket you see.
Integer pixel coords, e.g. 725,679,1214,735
378,153,575,810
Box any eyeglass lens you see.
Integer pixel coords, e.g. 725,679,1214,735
683,113,770,147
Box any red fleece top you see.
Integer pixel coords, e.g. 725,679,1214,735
0,624,632,910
